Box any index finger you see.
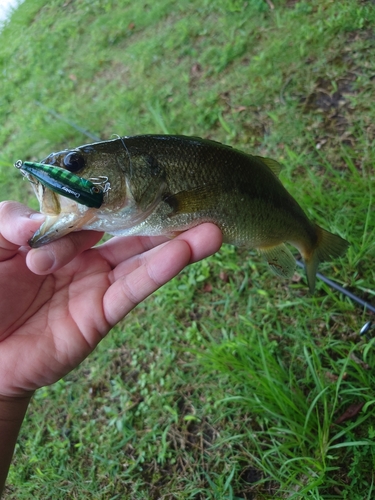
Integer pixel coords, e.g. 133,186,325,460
103,223,222,325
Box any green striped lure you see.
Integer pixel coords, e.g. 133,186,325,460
14,160,104,209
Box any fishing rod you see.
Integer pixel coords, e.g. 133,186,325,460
295,260,375,337
295,260,375,315
36,102,375,334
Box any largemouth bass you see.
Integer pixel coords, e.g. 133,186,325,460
18,135,349,292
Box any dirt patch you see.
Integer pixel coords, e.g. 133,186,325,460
299,73,357,147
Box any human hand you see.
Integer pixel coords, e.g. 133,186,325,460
0,201,222,398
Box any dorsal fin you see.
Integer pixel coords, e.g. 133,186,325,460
254,156,282,177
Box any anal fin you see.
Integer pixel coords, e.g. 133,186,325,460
259,243,296,278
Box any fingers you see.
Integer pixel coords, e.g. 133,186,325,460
95,222,223,269
0,200,222,280
103,223,222,325
175,222,223,263
95,234,170,269
0,201,45,261
26,230,104,274
0,200,104,273
103,238,192,325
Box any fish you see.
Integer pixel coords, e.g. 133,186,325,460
16,134,349,292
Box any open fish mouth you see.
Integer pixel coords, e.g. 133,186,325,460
29,207,100,248
14,160,106,247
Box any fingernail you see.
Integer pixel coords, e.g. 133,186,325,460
30,248,55,273
29,212,45,221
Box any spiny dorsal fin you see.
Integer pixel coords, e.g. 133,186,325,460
254,156,282,177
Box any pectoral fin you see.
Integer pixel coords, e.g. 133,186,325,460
259,244,296,278
164,185,219,215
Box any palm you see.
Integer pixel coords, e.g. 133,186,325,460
0,202,222,397
0,245,111,395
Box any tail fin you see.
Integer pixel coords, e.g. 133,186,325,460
303,225,349,293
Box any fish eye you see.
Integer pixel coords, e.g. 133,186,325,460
63,152,85,172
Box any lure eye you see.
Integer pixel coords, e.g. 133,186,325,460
90,186,103,195
63,152,85,172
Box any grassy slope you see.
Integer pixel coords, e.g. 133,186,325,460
1,0,375,498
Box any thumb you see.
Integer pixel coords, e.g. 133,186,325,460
0,201,45,261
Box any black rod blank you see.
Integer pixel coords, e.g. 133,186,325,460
296,260,375,315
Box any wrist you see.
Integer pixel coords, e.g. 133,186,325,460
0,394,33,496
0,394,33,422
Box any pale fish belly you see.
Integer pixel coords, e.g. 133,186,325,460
81,195,305,250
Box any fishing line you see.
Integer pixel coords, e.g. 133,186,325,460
35,105,134,179
115,134,134,179
34,101,102,142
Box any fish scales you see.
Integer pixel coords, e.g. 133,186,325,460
17,134,349,292
119,136,316,247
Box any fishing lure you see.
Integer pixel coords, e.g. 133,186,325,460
14,160,104,208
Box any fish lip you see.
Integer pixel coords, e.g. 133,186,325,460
29,229,58,248
28,212,80,248
28,203,98,248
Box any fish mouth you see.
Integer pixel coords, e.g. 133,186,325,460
28,181,97,248
29,206,97,248
13,160,104,247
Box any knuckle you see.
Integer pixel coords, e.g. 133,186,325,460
120,276,141,307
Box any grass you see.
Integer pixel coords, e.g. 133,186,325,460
1,0,375,498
